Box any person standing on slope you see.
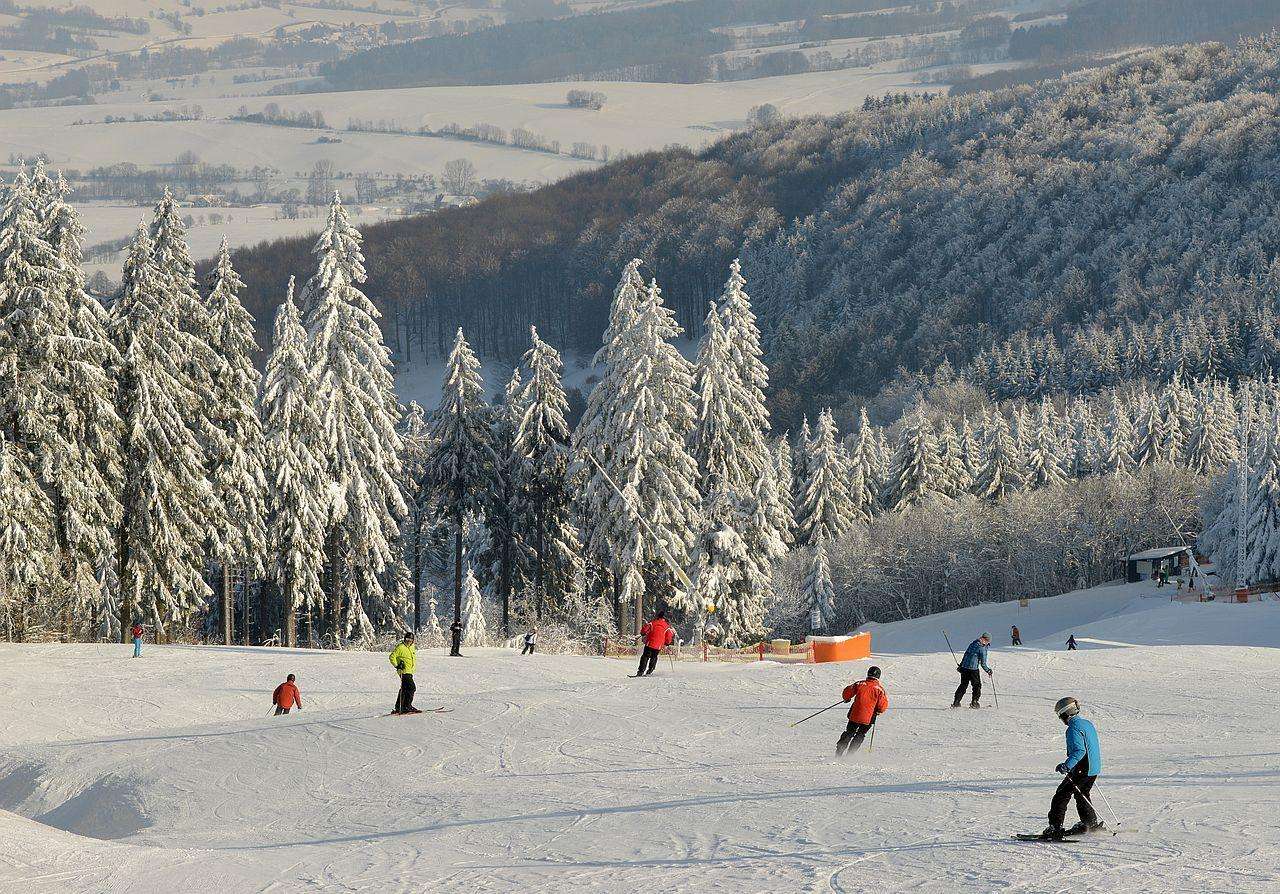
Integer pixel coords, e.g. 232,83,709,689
131,622,144,658
837,666,888,756
636,610,675,676
389,632,421,715
1067,634,1078,651
522,626,538,655
272,673,303,715
952,633,992,708
1011,625,1021,646
1042,696,1104,840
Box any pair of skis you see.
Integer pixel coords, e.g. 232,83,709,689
385,707,453,717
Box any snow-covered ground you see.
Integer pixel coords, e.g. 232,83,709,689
3,581,1278,892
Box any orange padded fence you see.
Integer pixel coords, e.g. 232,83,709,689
808,633,872,663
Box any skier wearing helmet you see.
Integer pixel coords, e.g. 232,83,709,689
836,666,888,756
1042,696,1104,840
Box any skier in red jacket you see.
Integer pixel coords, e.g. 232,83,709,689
272,674,303,715
836,666,888,756
636,610,675,676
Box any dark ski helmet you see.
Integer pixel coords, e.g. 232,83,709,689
866,666,881,679
1054,696,1080,720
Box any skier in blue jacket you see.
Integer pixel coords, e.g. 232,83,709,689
951,633,991,708
1043,696,1105,839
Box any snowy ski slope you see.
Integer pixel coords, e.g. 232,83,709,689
2,580,1278,892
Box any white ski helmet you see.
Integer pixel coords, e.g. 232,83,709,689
1054,696,1080,720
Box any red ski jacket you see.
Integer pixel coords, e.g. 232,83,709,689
130,624,143,640
842,679,888,725
273,682,301,709
640,618,675,650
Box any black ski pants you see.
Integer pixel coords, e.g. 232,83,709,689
954,668,982,705
522,642,535,655
395,673,416,714
637,646,660,676
274,706,291,715
1049,764,1098,827
836,721,873,756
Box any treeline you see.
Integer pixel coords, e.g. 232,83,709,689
318,0,946,89
1009,0,1280,60
227,38,1280,431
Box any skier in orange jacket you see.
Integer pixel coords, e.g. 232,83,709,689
837,666,888,756
636,610,675,676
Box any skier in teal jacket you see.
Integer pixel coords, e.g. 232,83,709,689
1043,696,1104,839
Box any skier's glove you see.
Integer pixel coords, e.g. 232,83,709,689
1055,762,1068,774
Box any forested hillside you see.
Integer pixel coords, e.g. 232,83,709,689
229,35,1280,427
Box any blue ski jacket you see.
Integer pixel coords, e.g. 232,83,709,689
1064,716,1102,776
959,639,991,674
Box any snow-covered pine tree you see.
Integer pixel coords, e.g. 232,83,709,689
847,408,880,523
424,327,494,653
0,426,54,639
936,419,972,497
111,225,213,638
973,410,1023,500
797,408,854,543
1159,375,1193,465
27,165,122,632
801,539,836,634
792,417,812,515
773,437,796,542
1100,392,1134,476
148,189,225,538
881,407,946,512
303,193,405,643
397,400,435,635
1242,407,1280,586
205,238,267,644
1132,390,1167,468
1025,401,1068,490
691,277,787,633
957,415,984,486
460,564,487,646
573,263,700,631
1185,381,1237,475
260,279,327,647
514,326,581,623
481,367,528,635
687,488,755,645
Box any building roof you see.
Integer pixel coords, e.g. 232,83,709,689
1127,546,1191,562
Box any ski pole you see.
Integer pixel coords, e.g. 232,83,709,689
868,720,876,752
989,669,999,708
1064,773,1116,835
789,701,844,728
1091,781,1123,830
942,631,959,666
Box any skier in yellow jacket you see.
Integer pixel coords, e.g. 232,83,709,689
389,632,420,715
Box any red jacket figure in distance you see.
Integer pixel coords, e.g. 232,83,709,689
635,610,676,676
836,666,888,756
273,674,302,715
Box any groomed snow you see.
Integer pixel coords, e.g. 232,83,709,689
3,581,1279,892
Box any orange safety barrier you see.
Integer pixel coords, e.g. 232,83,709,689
808,632,872,663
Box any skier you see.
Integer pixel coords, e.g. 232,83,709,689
130,622,144,658
1041,696,1104,840
636,610,675,676
272,673,303,715
1067,634,1078,651
389,631,421,715
836,666,888,756
952,633,992,708
522,626,538,655
1011,625,1021,646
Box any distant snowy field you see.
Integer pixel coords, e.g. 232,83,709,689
3,582,1278,892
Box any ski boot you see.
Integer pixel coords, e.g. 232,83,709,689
950,701,961,709
1067,820,1105,836
969,700,981,709
1039,824,1066,841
